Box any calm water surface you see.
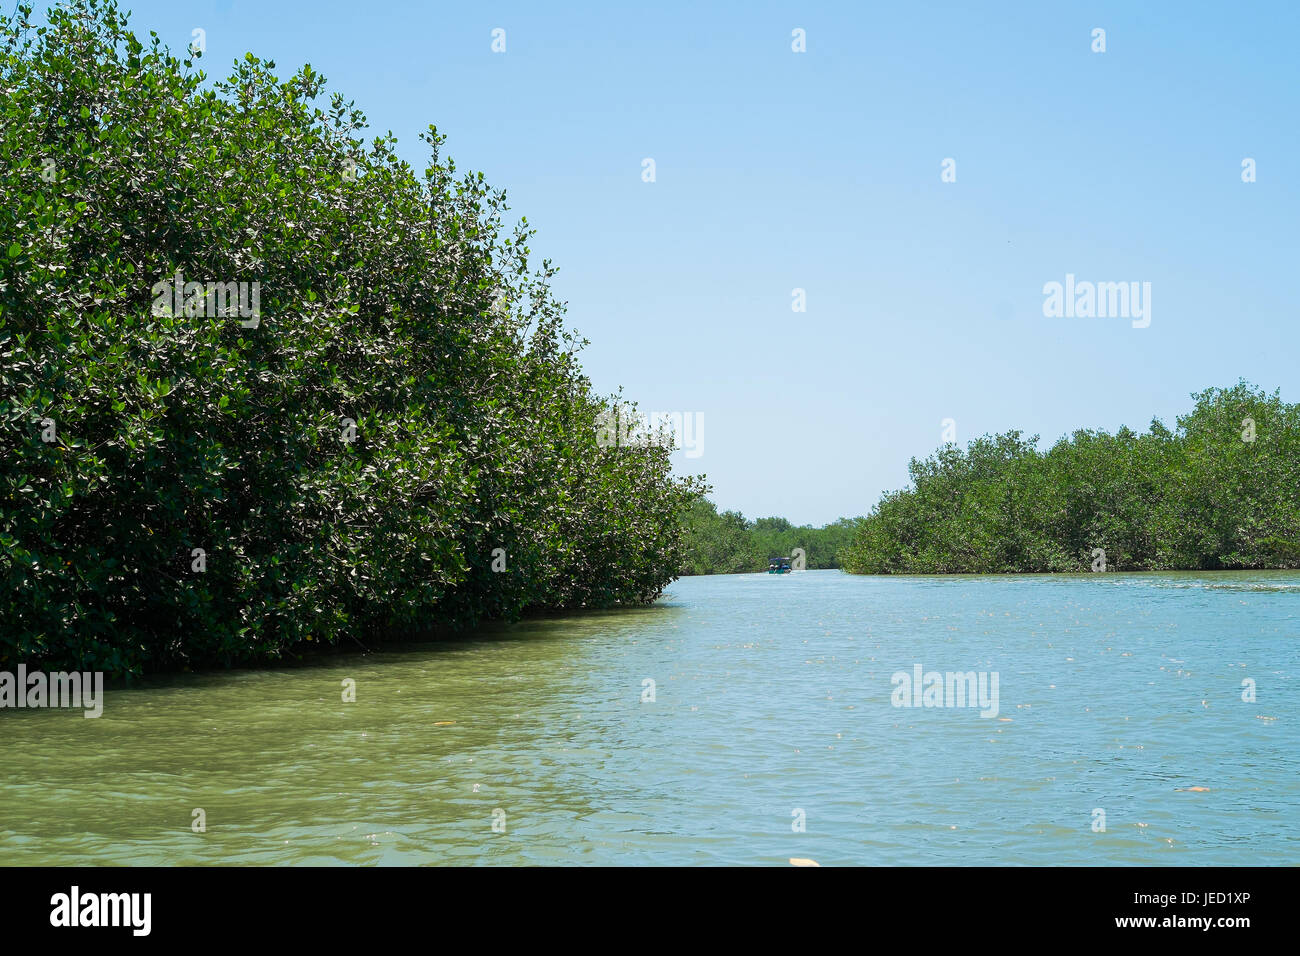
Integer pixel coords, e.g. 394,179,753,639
2,570,1296,865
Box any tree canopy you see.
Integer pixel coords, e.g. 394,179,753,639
0,0,703,676
841,383,1300,574
680,498,861,574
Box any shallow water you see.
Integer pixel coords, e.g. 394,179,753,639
1,569,1296,865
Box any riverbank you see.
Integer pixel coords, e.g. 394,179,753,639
679,498,861,574
842,382,1300,575
0,0,702,680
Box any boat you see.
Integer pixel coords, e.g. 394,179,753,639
767,556,792,574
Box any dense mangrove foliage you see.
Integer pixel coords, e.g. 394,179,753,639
680,498,861,574
0,0,703,677
841,383,1300,574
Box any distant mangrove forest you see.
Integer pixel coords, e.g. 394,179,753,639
840,382,1300,574
680,499,861,575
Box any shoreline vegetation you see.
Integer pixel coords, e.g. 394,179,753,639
679,499,861,575
839,382,1300,575
682,383,1300,579
0,1,702,678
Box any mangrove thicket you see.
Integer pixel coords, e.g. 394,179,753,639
841,382,1300,574
0,0,703,677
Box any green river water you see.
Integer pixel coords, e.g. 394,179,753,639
1,569,1296,865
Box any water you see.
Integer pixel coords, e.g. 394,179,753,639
2,569,1296,865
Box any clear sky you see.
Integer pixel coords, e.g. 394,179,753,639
88,1,1300,524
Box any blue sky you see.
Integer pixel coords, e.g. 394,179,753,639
92,1,1300,524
